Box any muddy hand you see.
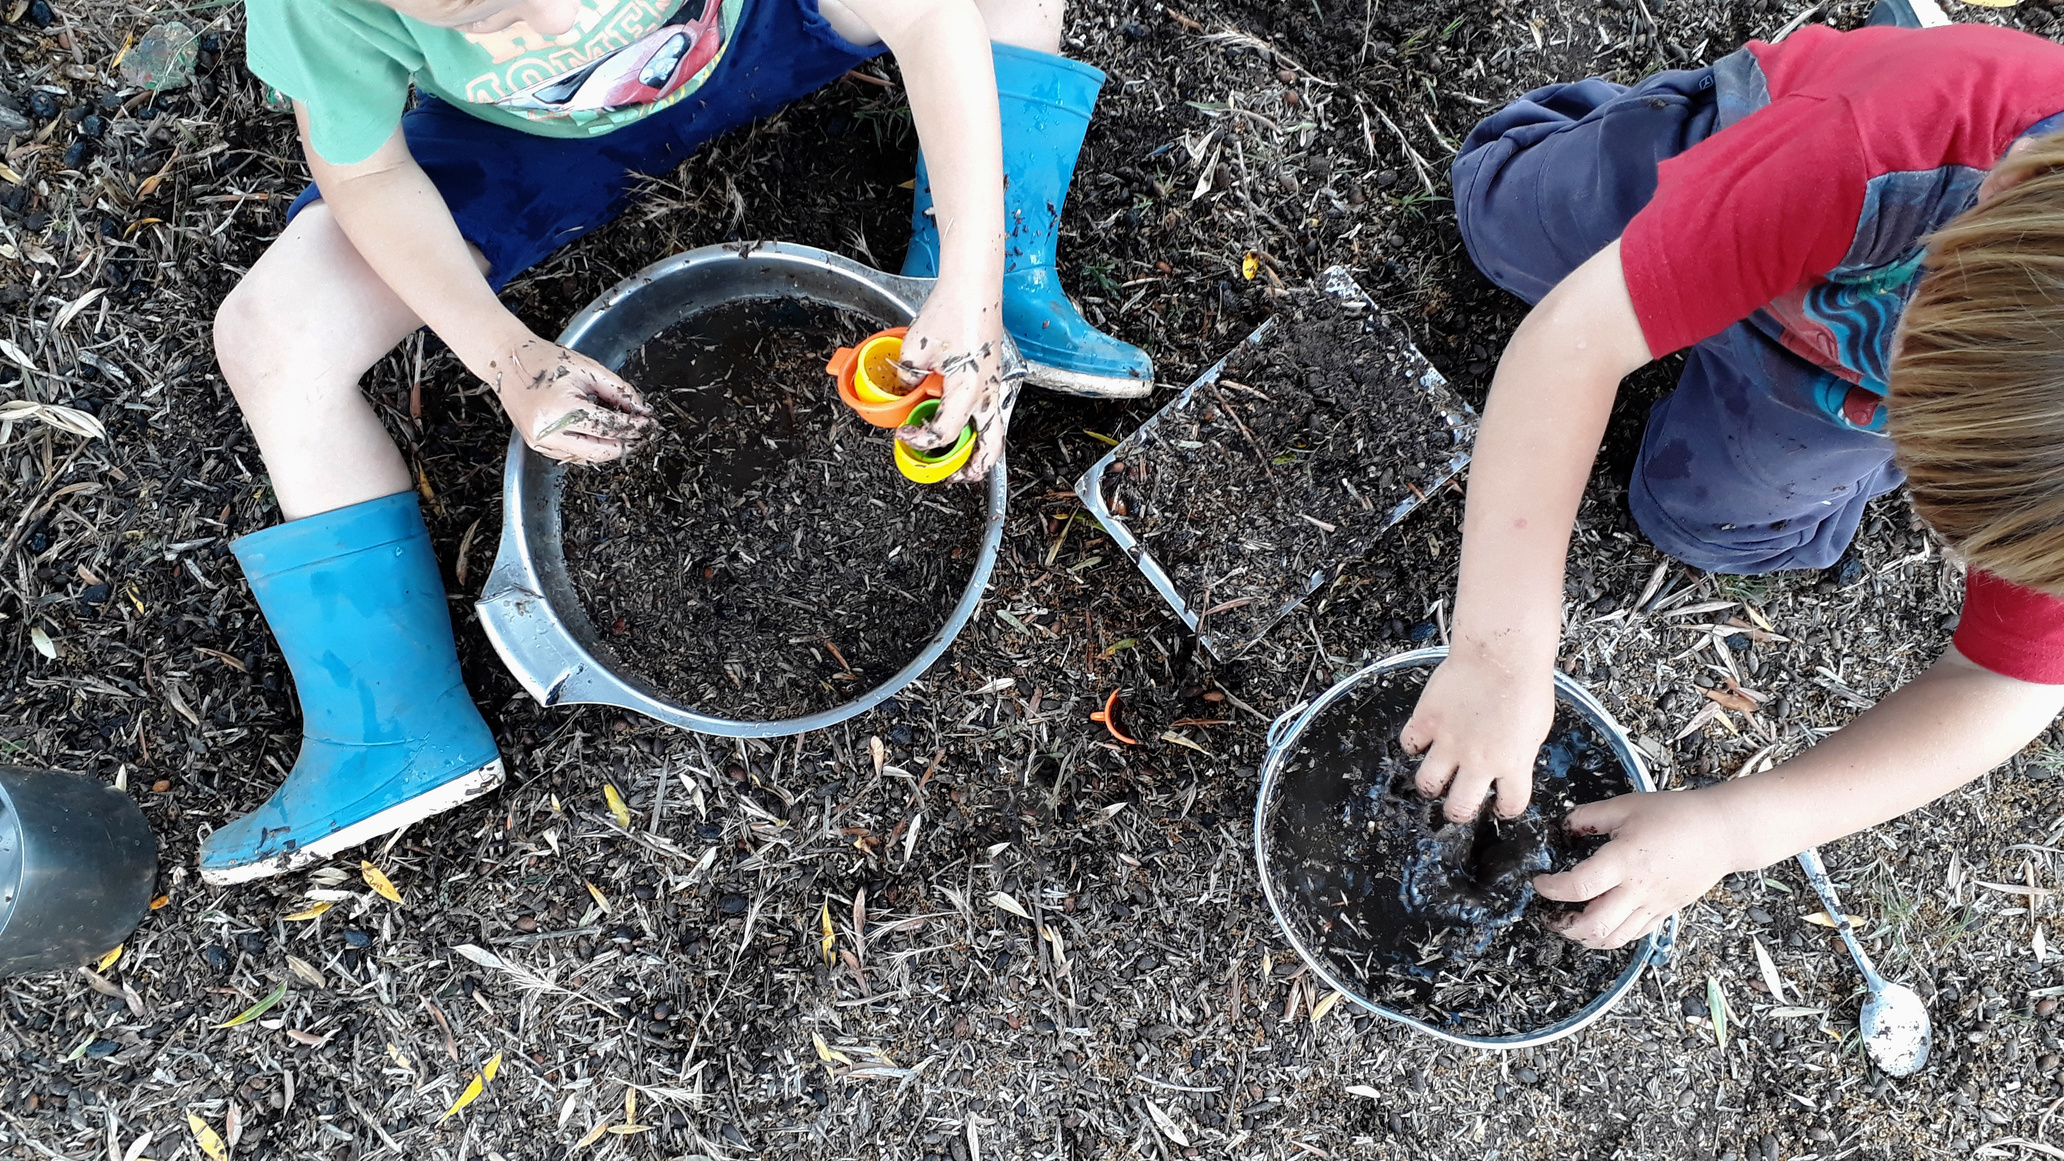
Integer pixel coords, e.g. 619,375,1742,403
895,300,1012,482
1533,787,1746,949
1399,650,1554,822
489,336,654,465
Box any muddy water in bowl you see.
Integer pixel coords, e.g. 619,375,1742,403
1259,653,1659,1043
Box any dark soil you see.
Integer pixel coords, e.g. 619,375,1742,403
1267,663,1634,1038
1096,286,1472,658
559,299,987,721
13,1,2064,1159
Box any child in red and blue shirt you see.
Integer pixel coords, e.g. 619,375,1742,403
1409,20,2064,947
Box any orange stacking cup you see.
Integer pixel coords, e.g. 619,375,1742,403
825,328,944,428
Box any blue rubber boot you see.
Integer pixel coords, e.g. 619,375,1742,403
903,43,1154,398
199,493,503,885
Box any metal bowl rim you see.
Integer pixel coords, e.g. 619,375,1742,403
1250,645,1678,1050
490,242,1007,738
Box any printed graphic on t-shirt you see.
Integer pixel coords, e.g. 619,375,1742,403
458,0,741,123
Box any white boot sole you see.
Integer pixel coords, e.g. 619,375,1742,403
1024,362,1155,399
199,758,506,886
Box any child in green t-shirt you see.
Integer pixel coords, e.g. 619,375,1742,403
202,0,1150,884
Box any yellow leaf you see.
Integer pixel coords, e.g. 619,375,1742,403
187,1113,227,1161
625,1088,636,1122
812,1030,834,1062
1242,252,1260,280
361,861,403,904
575,1121,611,1149
0,163,21,185
283,902,332,921
95,945,123,972
1959,0,2020,6
604,783,632,828
607,1124,652,1134
440,1074,485,1123
819,901,836,965
150,894,171,910
1310,989,1346,1024
1802,911,1864,928
483,1051,502,1083
586,881,612,914
388,1043,413,1072
215,980,289,1028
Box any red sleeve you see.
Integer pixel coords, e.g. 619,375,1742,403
1619,95,1869,357
1955,571,2064,684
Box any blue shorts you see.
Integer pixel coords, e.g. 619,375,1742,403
288,0,885,291
1451,70,1904,574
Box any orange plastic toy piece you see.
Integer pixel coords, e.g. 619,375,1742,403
826,327,944,428
1090,689,1139,745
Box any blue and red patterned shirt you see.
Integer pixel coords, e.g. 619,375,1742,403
1621,23,2064,683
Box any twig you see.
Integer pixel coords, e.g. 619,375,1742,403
1368,101,1437,196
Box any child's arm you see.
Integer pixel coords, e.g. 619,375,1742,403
1539,648,2064,948
297,105,651,462
1401,240,1653,819
842,0,1010,480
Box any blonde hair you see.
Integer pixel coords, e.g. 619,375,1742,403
1890,133,2064,596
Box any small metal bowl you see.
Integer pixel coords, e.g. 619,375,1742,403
1253,646,1678,1050
476,243,1008,738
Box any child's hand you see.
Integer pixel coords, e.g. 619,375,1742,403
895,295,1016,482
1533,787,1748,949
1401,649,1556,821
488,336,654,464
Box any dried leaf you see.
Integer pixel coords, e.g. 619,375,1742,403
187,1114,226,1161
1707,977,1729,1050
604,783,631,828
1802,911,1864,928
1310,989,1346,1024
819,901,836,965
29,626,56,659
286,954,326,990
95,945,123,972
1958,0,2021,7
586,881,612,914
1242,252,1260,280
1145,1098,1191,1147
360,861,403,904
283,902,332,921
440,1074,485,1122
989,892,1030,920
215,980,289,1028
1701,686,1759,714
150,894,171,910
575,1121,611,1149
1345,1084,1383,1099
285,1027,334,1046
1752,937,1787,1004
387,1043,413,1072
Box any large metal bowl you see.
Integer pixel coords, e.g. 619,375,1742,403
475,243,1009,738
1253,646,1678,1050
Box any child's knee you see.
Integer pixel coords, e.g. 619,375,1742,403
212,280,267,393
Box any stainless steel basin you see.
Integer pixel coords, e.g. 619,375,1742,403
476,243,1010,738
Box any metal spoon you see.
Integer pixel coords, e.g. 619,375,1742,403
1796,847,1932,1076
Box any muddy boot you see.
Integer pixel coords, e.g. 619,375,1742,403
198,493,503,885
902,44,1154,399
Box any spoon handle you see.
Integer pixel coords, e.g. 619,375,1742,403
1796,848,1890,994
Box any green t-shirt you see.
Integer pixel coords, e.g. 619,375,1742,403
245,0,746,165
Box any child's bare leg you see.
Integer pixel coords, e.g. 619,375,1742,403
213,202,484,521
976,0,1062,52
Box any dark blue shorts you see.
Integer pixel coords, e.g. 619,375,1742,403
1452,70,1904,574
288,0,885,291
